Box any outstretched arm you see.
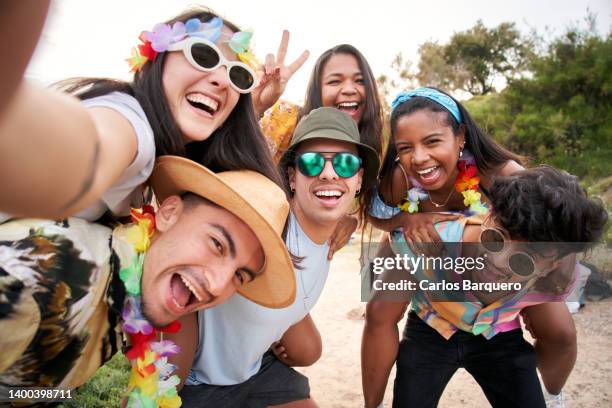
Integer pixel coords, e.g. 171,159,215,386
0,2,139,219
0,0,50,116
0,84,139,219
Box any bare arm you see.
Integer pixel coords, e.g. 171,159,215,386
372,165,459,241
166,312,199,390
480,159,524,190
0,0,50,117
362,301,408,408
272,313,322,367
0,83,138,219
327,214,358,260
522,301,577,395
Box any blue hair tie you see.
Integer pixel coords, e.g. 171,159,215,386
391,88,463,124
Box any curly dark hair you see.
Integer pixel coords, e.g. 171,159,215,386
489,165,608,256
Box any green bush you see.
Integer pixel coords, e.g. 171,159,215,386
466,29,611,183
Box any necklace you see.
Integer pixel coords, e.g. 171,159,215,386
398,149,488,215
119,205,182,408
428,187,454,208
293,214,309,311
293,213,324,312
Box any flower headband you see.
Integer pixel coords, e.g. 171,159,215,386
391,87,463,124
127,17,258,73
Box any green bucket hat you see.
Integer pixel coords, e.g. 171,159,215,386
279,107,380,189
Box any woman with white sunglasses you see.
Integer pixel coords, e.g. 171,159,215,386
0,4,308,222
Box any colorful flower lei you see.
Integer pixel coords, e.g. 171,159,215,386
120,205,183,408
127,17,258,73
398,152,488,215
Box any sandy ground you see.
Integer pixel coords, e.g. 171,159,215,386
296,244,612,408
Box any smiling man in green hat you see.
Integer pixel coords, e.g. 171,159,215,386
176,107,380,408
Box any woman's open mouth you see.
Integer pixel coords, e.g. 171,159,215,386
415,166,441,186
186,93,219,117
336,101,361,121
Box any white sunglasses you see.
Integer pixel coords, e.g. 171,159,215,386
168,37,258,93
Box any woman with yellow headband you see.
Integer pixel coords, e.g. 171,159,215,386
0,3,308,223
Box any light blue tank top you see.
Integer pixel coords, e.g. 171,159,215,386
186,212,331,385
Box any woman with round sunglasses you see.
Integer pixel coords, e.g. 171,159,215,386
0,5,307,222
363,166,607,408
362,88,588,407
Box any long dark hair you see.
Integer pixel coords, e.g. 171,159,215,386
55,7,284,193
380,87,523,189
301,44,383,222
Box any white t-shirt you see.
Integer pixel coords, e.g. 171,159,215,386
0,92,155,223
186,212,331,385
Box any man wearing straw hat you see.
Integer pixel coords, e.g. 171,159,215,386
177,107,380,408
0,156,294,405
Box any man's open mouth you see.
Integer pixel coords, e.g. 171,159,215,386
314,189,344,204
170,273,204,310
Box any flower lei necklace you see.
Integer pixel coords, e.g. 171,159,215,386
398,150,488,215
119,205,182,408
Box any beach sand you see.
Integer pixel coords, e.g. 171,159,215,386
296,244,612,407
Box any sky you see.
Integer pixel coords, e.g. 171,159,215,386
27,0,611,104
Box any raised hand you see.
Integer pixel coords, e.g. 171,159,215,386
252,30,309,117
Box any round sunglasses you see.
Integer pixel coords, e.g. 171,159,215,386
296,152,362,178
168,37,257,93
479,226,542,278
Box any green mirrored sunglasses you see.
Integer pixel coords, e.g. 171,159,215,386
296,152,362,178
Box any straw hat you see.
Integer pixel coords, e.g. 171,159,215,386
149,156,295,309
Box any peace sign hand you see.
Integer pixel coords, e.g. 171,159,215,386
252,30,309,117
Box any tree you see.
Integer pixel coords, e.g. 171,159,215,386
380,20,534,96
467,20,611,181
415,41,456,91
443,21,533,95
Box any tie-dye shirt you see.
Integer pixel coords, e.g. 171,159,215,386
392,217,573,339
369,192,573,340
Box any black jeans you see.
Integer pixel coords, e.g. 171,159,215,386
393,313,545,408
